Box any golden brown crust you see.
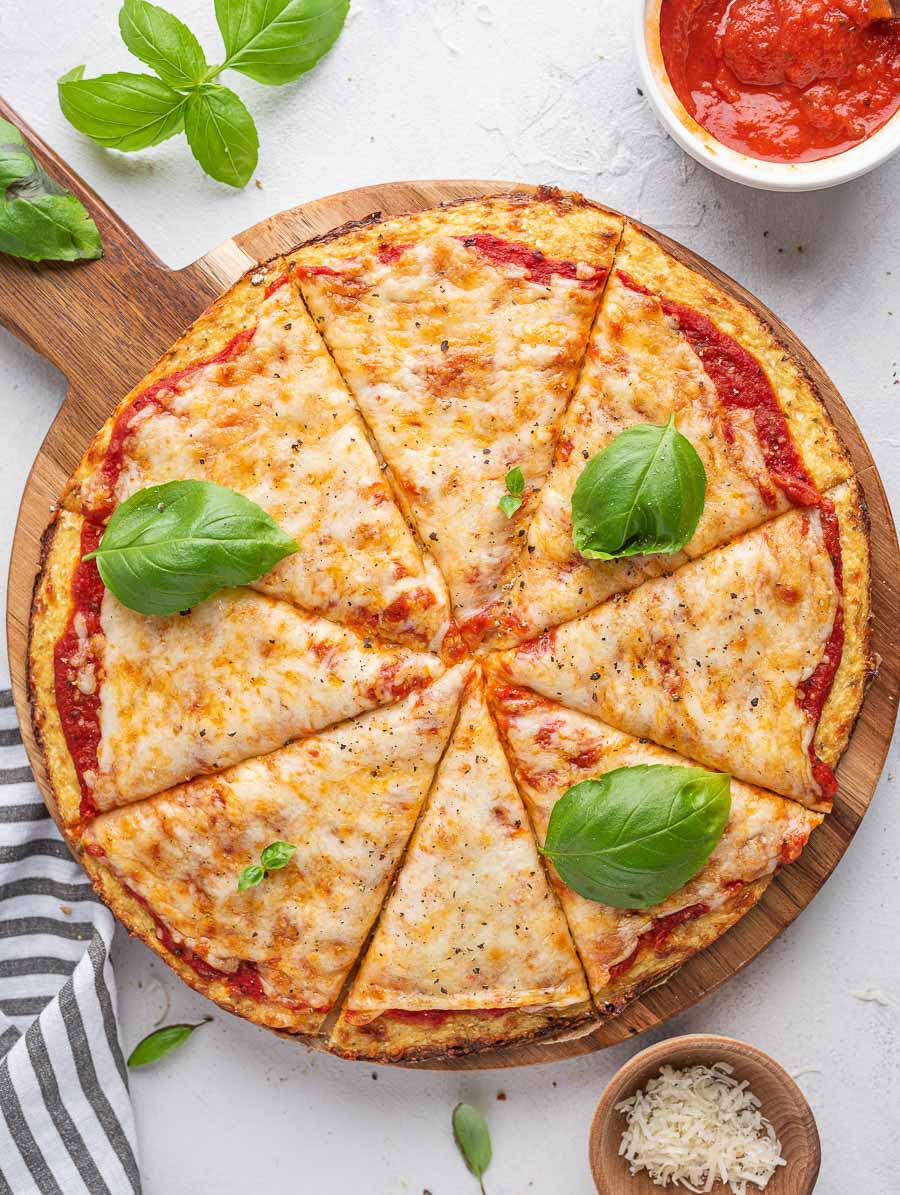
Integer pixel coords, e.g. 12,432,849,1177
816,479,875,768
28,510,85,827
329,1001,596,1063
620,222,853,494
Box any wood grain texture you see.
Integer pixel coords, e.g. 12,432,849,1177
2,98,898,1071
588,1035,821,1194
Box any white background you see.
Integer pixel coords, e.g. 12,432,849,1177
1,2,899,1192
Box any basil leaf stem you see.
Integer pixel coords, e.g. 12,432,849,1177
127,1017,212,1067
540,765,731,909
84,480,298,617
571,416,707,560
452,1102,492,1193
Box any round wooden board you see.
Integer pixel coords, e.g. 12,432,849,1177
2,100,898,1071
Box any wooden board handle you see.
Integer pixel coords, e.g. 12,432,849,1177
0,96,200,388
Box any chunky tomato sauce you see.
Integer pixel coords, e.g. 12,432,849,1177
381,1007,512,1027
608,902,710,981
617,272,843,800
659,0,900,162
456,233,606,289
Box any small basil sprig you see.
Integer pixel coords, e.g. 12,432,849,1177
238,840,298,890
571,416,706,560
128,1017,211,1067
498,467,525,519
540,765,731,909
0,117,102,262
59,0,349,187
452,1103,492,1194
84,479,298,616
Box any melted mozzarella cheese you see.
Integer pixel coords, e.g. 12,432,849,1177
293,196,622,633
337,669,589,1018
94,588,444,808
84,666,469,1026
491,503,839,806
490,684,821,1000
77,274,450,651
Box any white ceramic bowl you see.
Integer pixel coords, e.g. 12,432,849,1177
635,0,900,191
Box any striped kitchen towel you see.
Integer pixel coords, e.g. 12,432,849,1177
0,689,141,1194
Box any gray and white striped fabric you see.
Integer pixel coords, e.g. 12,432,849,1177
0,688,140,1194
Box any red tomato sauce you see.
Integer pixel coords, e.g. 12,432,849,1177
608,903,710,981
456,233,607,289
381,1007,512,1027
659,0,900,162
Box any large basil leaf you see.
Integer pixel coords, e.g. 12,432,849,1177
119,0,209,88
0,118,102,262
571,415,706,560
540,765,731,909
85,479,298,616
215,0,350,85
58,68,187,151
184,85,259,188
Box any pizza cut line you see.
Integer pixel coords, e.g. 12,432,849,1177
27,187,873,1062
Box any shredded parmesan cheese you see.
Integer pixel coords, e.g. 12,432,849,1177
616,1062,785,1193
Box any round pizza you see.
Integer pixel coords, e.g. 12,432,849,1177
27,187,873,1063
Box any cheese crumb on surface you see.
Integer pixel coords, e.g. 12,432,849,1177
616,1062,785,1193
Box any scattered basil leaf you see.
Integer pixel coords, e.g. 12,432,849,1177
498,466,525,519
237,863,266,891
119,0,210,89
452,1103,492,1194
84,479,298,616
540,765,731,909
259,841,297,871
58,69,187,151
127,1017,211,1067
571,415,707,560
184,85,258,188
215,0,350,85
0,118,102,263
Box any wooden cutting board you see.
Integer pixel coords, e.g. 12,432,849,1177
3,97,898,1072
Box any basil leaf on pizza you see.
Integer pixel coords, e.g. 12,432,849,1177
119,0,210,89
571,416,706,560
452,1102,492,1193
127,1017,211,1067
540,765,731,909
215,0,350,86
498,466,525,519
85,479,298,616
0,117,102,263
259,841,297,870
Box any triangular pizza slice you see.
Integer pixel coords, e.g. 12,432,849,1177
31,511,445,825
489,481,871,810
487,221,853,647
291,189,623,643
63,260,450,652
489,681,822,1014
330,666,592,1061
80,665,470,1034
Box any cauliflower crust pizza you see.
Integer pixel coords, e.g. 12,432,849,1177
28,188,873,1063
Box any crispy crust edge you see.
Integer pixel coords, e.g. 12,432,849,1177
328,1001,596,1063
620,222,853,495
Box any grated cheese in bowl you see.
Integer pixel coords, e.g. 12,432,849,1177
616,1061,786,1193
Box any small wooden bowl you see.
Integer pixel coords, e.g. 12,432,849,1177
589,1035,821,1195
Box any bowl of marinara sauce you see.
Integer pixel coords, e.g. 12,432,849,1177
636,0,900,190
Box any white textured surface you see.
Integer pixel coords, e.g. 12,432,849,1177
1,2,898,1192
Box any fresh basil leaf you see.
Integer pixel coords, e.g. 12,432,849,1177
127,1017,211,1067
184,85,258,187
119,0,209,88
452,1103,492,1193
84,479,298,616
0,118,103,263
571,415,706,560
498,466,525,518
59,69,187,151
259,841,297,871
237,863,266,891
541,765,731,909
215,0,349,86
